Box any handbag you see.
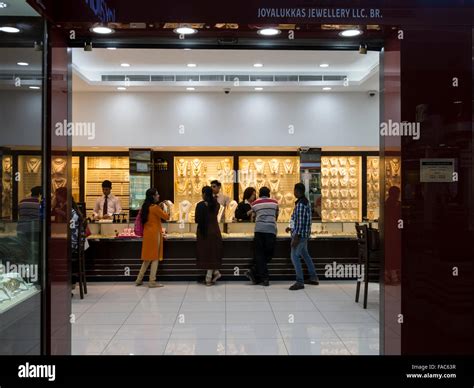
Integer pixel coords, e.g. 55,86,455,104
134,210,144,237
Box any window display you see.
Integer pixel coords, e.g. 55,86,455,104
385,157,401,199
321,156,362,222
84,156,130,218
0,271,39,313
238,156,299,223
1,156,13,219
72,156,80,202
17,156,42,203
173,156,234,220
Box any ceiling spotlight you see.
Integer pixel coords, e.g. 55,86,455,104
186,87,195,91
117,87,127,91
323,87,332,91
187,63,197,68
254,87,263,91
91,26,114,34
359,44,368,55
29,86,40,90
120,63,130,67
174,26,197,35
253,63,264,68
0,2,8,9
339,29,363,37
17,62,29,66
257,28,281,36
0,26,20,33
84,42,93,51
319,64,329,68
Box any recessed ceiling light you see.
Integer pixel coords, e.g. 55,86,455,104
339,29,363,37
323,87,332,91
253,63,264,68
107,47,117,50
255,87,263,91
17,62,29,66
91,26,114,34
186,87,195,91
120,63,130,67
174,26,197,35
257,28,281,36
187,63,197,68
117,87,127,91
29,86,40,90
0,26,20,33
0,2,8,9
319,63,329,68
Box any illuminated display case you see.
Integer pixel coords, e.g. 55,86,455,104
84,156,130,218
321,156,362,222
129,150,152,211
367,156,380,220
385,157,401,199
17,156,42,202
72,156,80,202
1,155,13,219
238,156,300,222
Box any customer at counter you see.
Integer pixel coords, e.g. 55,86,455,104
92,180,122,220
211,180,230,208
135,188,169,288
17,186,42,236
235,187,256,222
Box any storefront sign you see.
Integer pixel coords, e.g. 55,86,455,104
257,7,383,20
420,159,455,183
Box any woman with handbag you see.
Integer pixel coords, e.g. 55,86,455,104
135,188,170,288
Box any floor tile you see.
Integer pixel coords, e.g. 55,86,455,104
269,301,317,312
72,339,110,355
169,324,226,339
322,311,378,324
113,324,173,340
165,339,226,355
179,301,225,312
76,312,130,325
225,324,282,339
124,312,178,325
278,323,339,340
226,311,277,325
284,338,351,355
72,324,120,340
102,339,168,355
133,301,182,313
226,338,288,355
342,338,380,355
312,301,371,312
226,301,272,312
273,311,326,324
330,323,380,339
173,312,225,325
86,302,139,313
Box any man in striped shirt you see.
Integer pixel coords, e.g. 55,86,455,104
286,183,319,290
245,186,279,286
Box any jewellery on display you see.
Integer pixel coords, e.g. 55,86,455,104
176,159,188,177
52,158,67,175
176,178,188,195
339,157,347,166
349,189,358,198
219,158,233,183
330,168,338,177
269,159,280,175
330,178,339,187
2,157,12,172
349,167,357,177
340,210,348,220
179,200,192,222
192,178,203,195
340,189,348,198
339,168,347,177
240,159,250,174
321,210,329,219
284,192,294,205
26,157,41,174
321,178,329,187
321,168,329,177
283,159,294,174
332,199,340,209
349,178,357,187
373,182,380,191
322,158,330,166
52,177,67,191
371,158,379,169
254,159,265,174
321,189,329,197
339,178,349,187
348,157,357,166
330,189,339,198
341,200,350,209
330,210,339,220
275,193,284,204
256,178,266,192
390,158,400,177
217,205,225,223
329,157,338,167
323,200,332,209
269,178,280,193
163,200,175,220
280,207,292,222
191,159,203,177
350,200,359,208
225,201,238,222
350,210,358,220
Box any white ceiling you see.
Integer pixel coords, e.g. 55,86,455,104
0,0,39,16
73,48,380,93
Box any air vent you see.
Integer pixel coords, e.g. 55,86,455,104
102,75,126,81
299,75,323,81
225,75,250,82
250,75,274,82
176,75,199,82
127,75,151,82
323,75,347,81
199,75,225,82
275,75,299,82
151,75,175,82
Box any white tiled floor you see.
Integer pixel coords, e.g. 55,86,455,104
72,280,380,355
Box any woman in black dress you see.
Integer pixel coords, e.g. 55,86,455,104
195,186,223,286
235,187,256,221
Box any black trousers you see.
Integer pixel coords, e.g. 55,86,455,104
252,232,276,282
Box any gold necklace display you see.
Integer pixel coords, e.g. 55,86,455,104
240,159,250,174
176,178,188,195
321,189,329,197
269,178,280,193
340,189,348,198
52,158,67,174
338,157,347,166
330,168,338,177
255,178,266,192
329,157,338,167
275,193,283,204
284,192,294,205
390,159,400,176
349,189,358,198
26,157,42,174
254,159,265,174
321,168,329,177
176,159,188,177
191,159,203,177
330,189,339,198
269,159,280,175
348,157,357,166
283,159,294,174
322,158,330,167
52,177,67,191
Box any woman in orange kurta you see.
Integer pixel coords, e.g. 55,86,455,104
135,188,170,288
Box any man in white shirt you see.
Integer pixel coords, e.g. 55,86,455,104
93,180,122,220
211,180,231,207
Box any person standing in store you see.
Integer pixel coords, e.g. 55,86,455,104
245,186,279,287
17,186,42,237
286,183,319,290
93,180,122,220
195,186,223,286
211,180,230,208
135,188,170,288
235,187,256,221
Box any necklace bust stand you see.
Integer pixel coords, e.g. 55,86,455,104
225,200,238,222
179,200,192,222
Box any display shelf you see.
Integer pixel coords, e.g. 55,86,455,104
17,156,42,202
1,155,13,219
321,156,362,222
385,156,401,199
367,156,380,220
238,156,300,222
